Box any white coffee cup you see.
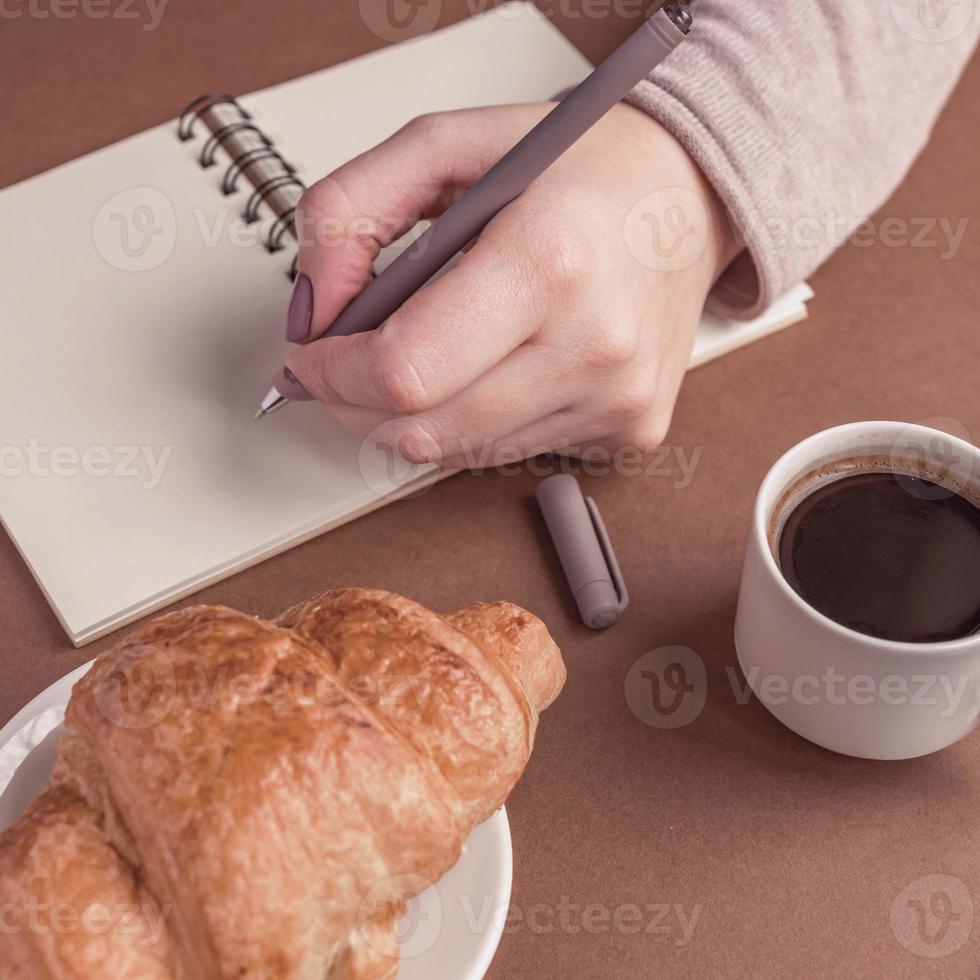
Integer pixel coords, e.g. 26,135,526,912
734,421,980,760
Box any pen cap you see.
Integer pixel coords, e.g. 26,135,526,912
535,475,629,630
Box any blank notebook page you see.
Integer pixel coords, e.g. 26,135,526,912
0,6,593,644
0,4,809,644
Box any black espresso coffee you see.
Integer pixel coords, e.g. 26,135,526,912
776,467,980,643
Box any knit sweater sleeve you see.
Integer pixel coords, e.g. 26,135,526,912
625,1,979,318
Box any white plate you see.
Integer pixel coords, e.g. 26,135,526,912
0,662,512,980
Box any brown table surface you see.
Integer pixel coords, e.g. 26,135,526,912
3,2,980,976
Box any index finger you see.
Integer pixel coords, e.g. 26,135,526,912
292,109,526,344
285,227,542,415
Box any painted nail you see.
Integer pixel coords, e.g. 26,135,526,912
286,272,314,343
274,367,313,402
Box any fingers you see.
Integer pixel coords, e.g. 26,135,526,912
284,227,542,415
320,374,671,471
366,344,569,463
286,280,670,467
438,409,599,470
292,109,534,342
321,364,669,468
437,409,672,471
575,410,673,459
442,408,601,470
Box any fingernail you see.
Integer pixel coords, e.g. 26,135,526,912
376,422,442,463
274,367,313,402
397,431,442,463
286,272,313,343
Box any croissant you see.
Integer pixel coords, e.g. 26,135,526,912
0,588,565,979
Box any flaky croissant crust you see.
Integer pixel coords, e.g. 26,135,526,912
0,588,564,980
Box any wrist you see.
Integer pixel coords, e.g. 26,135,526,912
616,103,741,290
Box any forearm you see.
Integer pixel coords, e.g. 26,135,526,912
627,0,979,318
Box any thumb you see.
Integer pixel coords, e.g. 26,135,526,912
289,108,520,344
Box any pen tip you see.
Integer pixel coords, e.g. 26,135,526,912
254,387,289,420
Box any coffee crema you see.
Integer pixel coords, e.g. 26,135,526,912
772,458,980,643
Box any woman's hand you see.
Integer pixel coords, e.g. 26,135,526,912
284,102,739,468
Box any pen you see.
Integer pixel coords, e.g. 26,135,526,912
255,1,695,419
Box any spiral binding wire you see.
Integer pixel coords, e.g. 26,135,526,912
178,94,251,141
178,93,307,271
199,123,271,168
222,147,294,195
267,208,298,254
244,175,307,225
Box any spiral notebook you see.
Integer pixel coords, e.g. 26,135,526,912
0,3,812,645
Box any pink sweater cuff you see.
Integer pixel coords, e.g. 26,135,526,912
622,2,978,321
